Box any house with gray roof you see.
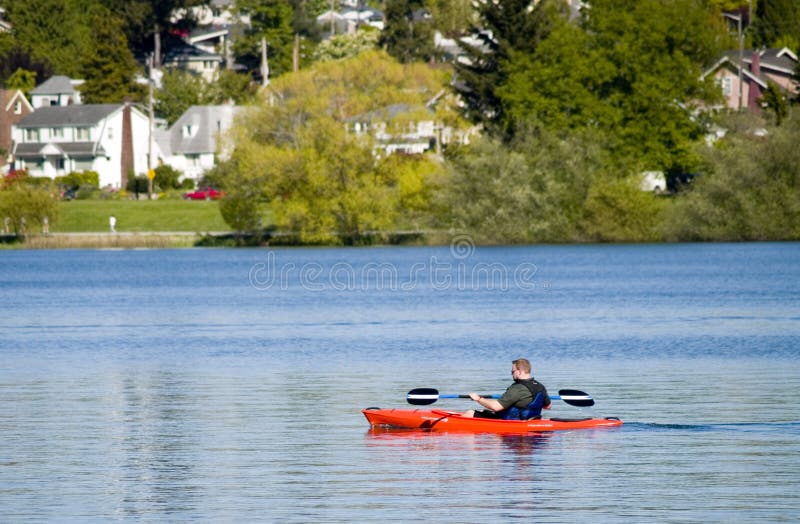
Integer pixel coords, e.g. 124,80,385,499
157,105,242,182
30,76,84,109
11,103,156,188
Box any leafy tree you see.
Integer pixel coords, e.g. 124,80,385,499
379,0,435,63
234,0,295,79
663,112,800,241
425,0,474,37
761,82,790,125
0,181,59,235
442,128,601,243
223,50,458,243
79,5,141,103
154,69,212,124
581,176,667,243
312,29,379,63
0,46,52,89
5,68,37,96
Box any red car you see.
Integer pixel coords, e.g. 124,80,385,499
182,187,225,200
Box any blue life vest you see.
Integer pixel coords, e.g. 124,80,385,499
502,392,544,420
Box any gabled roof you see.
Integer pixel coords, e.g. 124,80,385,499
1,89,33,112
702,55,768,89
167,105,241,155
30,76,83,95
15,104,123,128
163,38,222,64
187,24,230,45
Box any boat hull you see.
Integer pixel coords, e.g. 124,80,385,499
363,408,623,433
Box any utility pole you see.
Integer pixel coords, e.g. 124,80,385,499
261,37,269,86
147,54,155,198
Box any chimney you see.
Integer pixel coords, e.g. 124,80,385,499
748,51,762,112
120,100,133,189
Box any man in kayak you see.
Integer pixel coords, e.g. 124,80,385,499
462,358,551,419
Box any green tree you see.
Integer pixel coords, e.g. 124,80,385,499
223,50,458,243
425,0,474,37
442,128,600,243
379,0,435,63
752,0,800,48
234,0,295,79
663,112,800,241
0,182,59,235
452,0,558,137
5,68,37,96
79,5,141,103
312,29,379,63
3,0,95,77
154,69,212,125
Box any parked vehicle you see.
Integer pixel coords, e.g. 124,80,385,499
182,187,224,200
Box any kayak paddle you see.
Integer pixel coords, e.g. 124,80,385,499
406,387,594,407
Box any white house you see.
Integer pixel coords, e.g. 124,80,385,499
30,76,84,108
11,103,155,188
157,104,241,182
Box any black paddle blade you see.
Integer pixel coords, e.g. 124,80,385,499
558,389,595,407
406,387,439,405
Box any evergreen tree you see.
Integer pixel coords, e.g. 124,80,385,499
752,0,800,49
234,0,295,79
3,0,95,77
80,6,140,104
379,0,435,63
452,0,558,137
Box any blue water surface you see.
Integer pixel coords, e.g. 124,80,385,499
1,242,799,522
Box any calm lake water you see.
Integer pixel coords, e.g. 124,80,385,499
1,242,799,522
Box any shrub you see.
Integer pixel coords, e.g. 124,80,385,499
55,171,100,189
153,164,183,190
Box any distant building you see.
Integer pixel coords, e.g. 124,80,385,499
30,76,84,109
11,103,154,188
157,105,242,182
0,89,33,168
702,47,799,112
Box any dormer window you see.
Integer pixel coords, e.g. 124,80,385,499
182,124,198,138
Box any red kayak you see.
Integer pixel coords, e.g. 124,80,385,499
363,407,623,434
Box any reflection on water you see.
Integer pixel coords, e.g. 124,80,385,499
1,244,799,521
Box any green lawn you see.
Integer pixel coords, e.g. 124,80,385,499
53,200,231,233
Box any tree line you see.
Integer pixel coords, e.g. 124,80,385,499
2,1,800,243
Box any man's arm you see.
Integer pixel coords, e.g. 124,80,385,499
468,392,504,412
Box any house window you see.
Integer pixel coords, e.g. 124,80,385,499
76,127,91,140
187,154,201,167
51,127,64,139
182,125,197,138
74,158,94,171
721,77,732,97
108,127,113,140
204,60,215,69
14,101,22,114
25,129,40,141
55,158,65,170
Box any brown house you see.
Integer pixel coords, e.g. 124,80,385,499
0,89,33,168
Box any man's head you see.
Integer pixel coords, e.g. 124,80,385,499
511,358,531,379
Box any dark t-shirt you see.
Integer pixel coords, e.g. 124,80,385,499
474,378,551,419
